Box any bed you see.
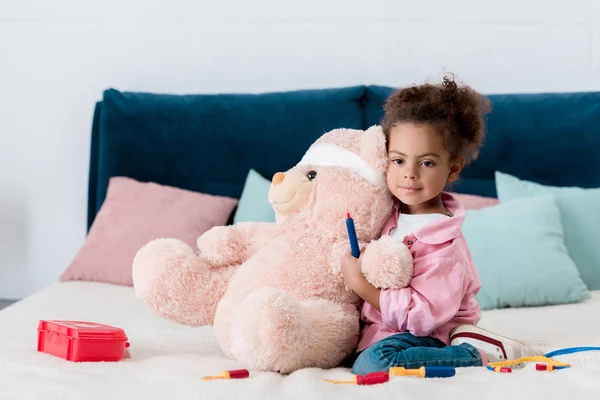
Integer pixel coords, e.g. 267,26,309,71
1,86,600,399
1,282,600,399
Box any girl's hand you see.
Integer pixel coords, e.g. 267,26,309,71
341,249,381,311
340,250,365,288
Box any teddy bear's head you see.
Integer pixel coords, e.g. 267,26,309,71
268,126,394,240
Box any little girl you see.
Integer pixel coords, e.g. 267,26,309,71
341,75,529,375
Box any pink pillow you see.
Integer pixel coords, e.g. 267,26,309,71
449,192,499,210
61,177,238,286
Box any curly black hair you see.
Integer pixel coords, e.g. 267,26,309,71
381,74,491,164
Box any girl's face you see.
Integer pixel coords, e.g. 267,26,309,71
386,123,464,213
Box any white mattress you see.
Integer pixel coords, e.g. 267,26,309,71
1,281,599,399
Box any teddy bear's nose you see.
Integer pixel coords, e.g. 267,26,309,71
272,172,285,185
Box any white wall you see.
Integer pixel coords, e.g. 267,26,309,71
1,0,599,300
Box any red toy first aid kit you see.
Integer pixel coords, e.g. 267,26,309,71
37,320,130,362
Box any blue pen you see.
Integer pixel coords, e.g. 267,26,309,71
346,213,360,258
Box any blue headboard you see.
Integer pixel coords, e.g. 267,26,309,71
87,86,600,230
87,86,366,229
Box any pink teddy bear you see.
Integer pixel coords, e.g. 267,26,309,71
132,126,413,373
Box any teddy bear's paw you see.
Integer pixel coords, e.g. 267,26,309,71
133,238,192,298
197,226,244,267
132,238,232,326
228,288,311,373
362,236,414,289
229,288,359,373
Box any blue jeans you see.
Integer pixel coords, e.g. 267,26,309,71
351,333,483,375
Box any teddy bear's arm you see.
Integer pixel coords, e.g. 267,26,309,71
361,236,414,289
197,222,281,267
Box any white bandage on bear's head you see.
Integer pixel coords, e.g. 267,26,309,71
297,142,387,190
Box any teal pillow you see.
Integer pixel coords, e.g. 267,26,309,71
495,171,600,290
462,194,590,310
233,169,275,224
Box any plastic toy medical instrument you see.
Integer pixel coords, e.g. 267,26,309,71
486,347,600,373
389,366,456,378
324,371,389,385
346,213,360,258
201,369,250,380
324,366,456,385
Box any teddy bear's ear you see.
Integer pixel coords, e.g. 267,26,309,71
360,125,388,174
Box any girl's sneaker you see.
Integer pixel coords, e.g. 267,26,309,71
450,324,531,363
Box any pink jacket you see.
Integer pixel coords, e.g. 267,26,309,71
357,192,482,352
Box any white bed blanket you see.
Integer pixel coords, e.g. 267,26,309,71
1,281,600,400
